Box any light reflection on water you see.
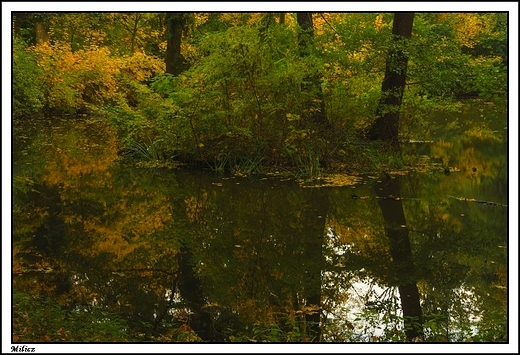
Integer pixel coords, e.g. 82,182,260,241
12,103,508,342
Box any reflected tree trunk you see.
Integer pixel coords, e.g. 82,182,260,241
375,174,423,341
301,188,329,341
177,245,213,341
31,183,66,256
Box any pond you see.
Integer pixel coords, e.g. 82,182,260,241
12,102,508,344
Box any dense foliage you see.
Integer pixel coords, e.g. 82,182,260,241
12,12,507,175
12,102,507,343
11,12,508,344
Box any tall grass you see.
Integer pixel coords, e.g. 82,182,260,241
125,138,165,161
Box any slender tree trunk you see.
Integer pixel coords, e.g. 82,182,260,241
130,14,142,54
177,245,213,340
375,174,423,341
279,13,286,25
368,13,414,147
297,13,329,130
13,13,49,46
165,13,187,76
35,20,49,45
301,188,329,341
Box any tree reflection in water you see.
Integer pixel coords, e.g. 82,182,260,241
12,111,508,343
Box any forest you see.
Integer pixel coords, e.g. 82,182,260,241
10,11,510,347
12,12,507,176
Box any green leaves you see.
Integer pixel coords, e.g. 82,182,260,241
13,292,131,342
12,39,45,117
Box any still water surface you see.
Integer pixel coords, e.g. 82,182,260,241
12,103,508,342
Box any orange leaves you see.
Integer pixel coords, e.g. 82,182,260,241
29,41,163,111
79,192,173,262
31,42,121,109
120,51,165,82
41,124,119,188
91,230,141,259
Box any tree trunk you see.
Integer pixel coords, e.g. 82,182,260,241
368,13,414,147
375,174,423,341
279,13,286,25
297,13,329,130
35,20,49,45
301,188,329,341
165,13,187,76
13,13,49,46
130,14,142,54
177,245,213,341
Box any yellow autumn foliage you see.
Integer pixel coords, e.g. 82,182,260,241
78,192,173,262
453,13,484,48
30,41,164,112
120,50,165,82
373,14,385,31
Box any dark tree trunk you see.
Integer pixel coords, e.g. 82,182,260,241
375,174,423,341
297,13,329,130
165,13,187,76
13,13,32,42
130,14,142,54
368,13,414,147
177,245,213,341
279,13,286,25
301,188,329,341
297,13,314,56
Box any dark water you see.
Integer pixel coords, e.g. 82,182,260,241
12,103,508,342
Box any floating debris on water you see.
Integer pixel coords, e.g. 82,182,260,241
300,174,362,188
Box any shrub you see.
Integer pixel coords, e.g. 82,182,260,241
13,39,46,117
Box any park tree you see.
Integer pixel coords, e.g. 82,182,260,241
367,12,414,147
11,12,507,174
297,13,329,130
165,13,188,75
12,12,50,45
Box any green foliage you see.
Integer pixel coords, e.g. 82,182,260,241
13,39,46,117
321,306,507,343
471,57,506,105
150,24,316,170
125,138,165,161
421,309,507,342
12,12,507,174
409,13,507,102
226,317,316,342
13,292,130,342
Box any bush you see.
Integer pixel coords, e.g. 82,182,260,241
148,25,329,171
29,42,121,114
15,41,165,117
13,292,130,342
13,39,46,117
